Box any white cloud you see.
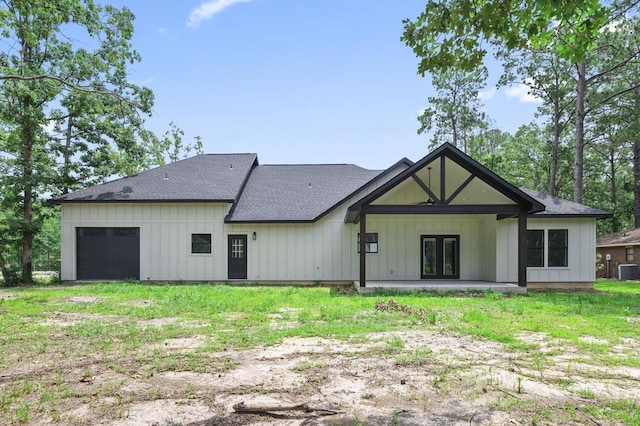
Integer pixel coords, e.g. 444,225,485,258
187,0,253,29
601,19,623,33
157,27,168,34
478,87,497,101
505,83,542,104
42,121,57,134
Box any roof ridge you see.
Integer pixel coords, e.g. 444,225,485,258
259,163,361,167
202,153,257,156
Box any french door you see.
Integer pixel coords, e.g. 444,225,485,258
421,235,460,279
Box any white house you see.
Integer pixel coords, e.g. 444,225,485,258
50,143,610,289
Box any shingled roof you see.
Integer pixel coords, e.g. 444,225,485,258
596,228,640,247
521,189,611,218
50,154,257,203
227,164,383,222
50,151,610,223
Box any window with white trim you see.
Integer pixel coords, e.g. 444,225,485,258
191,234,212,254
527,229,569,267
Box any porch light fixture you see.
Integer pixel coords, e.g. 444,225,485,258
252,231,257,241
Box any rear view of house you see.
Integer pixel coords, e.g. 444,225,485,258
50,144,610,289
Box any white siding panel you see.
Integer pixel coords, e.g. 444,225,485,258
62,198,594,284
496,218,596,283
60,203,229,281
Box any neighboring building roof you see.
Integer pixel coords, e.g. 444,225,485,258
596,228,640,247
50,154,258,203
227,164,384,222
521,189,612,219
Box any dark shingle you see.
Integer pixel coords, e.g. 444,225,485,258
228,164,382,222
50,154,257,203
521,188,611,218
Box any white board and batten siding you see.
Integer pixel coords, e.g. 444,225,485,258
496,217,596,284
62,204,598,284
61,203,229,281
232,213,495,282
360,214,496,281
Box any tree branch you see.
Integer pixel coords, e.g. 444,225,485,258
585,48,640,85
0,74,135,106
585,82,640,116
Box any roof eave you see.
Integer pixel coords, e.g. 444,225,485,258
51,198,236,205
225,219,316,224
529,213,613,219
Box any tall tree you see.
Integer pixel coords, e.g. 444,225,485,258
417,66,489,151
402,0,640,204
401,0,609,73
499,48,575,196
0,1,166,283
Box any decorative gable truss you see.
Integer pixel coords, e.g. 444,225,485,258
346,143,546,288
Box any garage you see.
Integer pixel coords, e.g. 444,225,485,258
76,227,140,280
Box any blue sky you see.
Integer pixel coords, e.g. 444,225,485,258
112,0,540,170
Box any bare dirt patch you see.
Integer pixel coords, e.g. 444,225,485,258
2,324,638,425
40,311,122,327
0,291,18,300
66,295,103,304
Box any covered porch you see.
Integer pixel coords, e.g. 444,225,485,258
346,144,546,290
355,280,527,295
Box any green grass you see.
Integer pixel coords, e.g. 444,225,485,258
1,280,639,355
0,279,639,424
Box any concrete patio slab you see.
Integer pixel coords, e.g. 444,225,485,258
355,280,527,295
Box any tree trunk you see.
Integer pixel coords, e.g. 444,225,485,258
573,60,586,204
19,30,34,284
634,89,640,229
634,138,640,228
62,116,73,194
451,116,458,149
0,252,9,282
549,100,561,196
549,69,562,197
610,148,620,232
21,112,35,284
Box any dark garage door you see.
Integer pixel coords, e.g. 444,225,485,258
77,227,140,280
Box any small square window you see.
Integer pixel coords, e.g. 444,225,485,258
357,233,378,253
191,234,211,254
626,247,634,261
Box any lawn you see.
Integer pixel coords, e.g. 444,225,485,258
0,280,639,425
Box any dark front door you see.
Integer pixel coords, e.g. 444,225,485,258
228,235,248,279
421,235,460,279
